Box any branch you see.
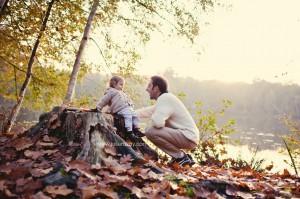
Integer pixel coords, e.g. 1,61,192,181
117,15,144,23
0,55,44,84
134,0,193,42
13,63,18,99
89,37,112,75
282,137,298,176
134,1,181,33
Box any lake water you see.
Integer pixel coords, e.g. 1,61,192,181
224,144,294,174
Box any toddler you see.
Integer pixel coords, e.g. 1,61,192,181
96,76,143,137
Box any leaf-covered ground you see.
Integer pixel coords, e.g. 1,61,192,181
0,131,299,199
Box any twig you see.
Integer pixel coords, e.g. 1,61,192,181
134,0,192,42
13,62,18,99
89,37,112,75
0,55,45,84
282,137,298,176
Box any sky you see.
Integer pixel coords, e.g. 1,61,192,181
134,0,300,84
86,0,300,84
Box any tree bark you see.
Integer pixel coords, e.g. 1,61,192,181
0,0,9,15
2,0,55,134
26,107,158,164
63,0,99,105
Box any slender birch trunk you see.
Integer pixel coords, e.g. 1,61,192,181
0,0,9,15
63,0,99,105
3,0,55,134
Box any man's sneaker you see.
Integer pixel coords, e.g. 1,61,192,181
133,128,145,137
126,131,139,140
177,154,193,166
186,154,195,165
169,154,193,167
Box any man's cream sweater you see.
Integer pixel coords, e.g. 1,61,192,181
137,93,199,144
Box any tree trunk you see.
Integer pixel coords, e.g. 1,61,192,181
26,107,158,164
63,0,99,105
2,0,55,134
0,0,9,15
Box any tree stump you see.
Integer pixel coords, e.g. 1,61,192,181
27,106,158,165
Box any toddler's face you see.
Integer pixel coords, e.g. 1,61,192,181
115,80,124,90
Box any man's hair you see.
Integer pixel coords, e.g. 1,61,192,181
109,75,124,88
151,75,168,93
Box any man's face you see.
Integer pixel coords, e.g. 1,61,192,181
146,80,160,100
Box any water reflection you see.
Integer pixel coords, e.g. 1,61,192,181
230,129,285,150
223,144,293,174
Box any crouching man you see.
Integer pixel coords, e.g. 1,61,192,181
136,76,199,166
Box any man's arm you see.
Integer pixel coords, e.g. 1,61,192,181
151,96,173,128
135,105,155,119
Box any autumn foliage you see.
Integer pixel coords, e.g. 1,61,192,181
0,108,299,198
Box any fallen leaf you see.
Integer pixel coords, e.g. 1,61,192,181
30,191,52,199
33,161,51,169
17,179,43,195
81,186,117,199
170,181,178,190
15,177,31,193
44,185,73,197
42,135,51,142
30,167,53,177
9,166,30,180
11,125,26,135
147,170,162,180
69,160,90,170
64,155,72,162
90,164,101,173
43,149,59,156
131,186,147,198
4,188,17,197
16,178,28,187
81,185,99,199
0,180,6,191
103,156,130,175
98,170,111,178
0,136,8,144
122,181,135,190
120,154,132,164
0,164,13,175
291,186,300,197
37,141,55,147
236,191,255,198
24,150,43,159
16,158,32,165
142,186,153,194
0,148,16,161
169,194,190,199
104,144,117,156
11,137,33,151
105,174,131,183
281,169,291,178
127,166,141,176
68,160,96,180
98,188,119,199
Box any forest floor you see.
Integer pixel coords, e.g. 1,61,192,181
0,126,299,199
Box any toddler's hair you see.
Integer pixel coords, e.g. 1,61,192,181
109,75,124,88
